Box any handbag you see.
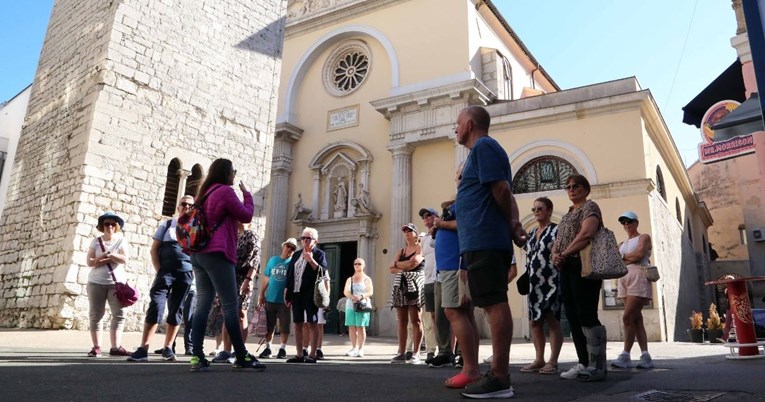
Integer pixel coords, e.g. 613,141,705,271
642,265,660,282
97,237,139,307
350,278,374,312
516,271,530,295
248,306,267,337
579,226,628,280
313,266,331,309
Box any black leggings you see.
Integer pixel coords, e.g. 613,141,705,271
560,257,602,366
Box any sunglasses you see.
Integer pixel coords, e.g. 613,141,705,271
300,236,314,241
180,202,193,207
531,207,544,212
620,219,635,225
103,222,118,228
353,262,363,265
565,184,582,191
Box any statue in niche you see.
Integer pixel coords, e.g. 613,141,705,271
333,178,348,218
291,193,312,222
352,183,377,216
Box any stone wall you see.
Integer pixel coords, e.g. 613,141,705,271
0,0,287,329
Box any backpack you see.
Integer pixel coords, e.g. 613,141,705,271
176,185,223,253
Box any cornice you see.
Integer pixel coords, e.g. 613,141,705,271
275,122,304,143
286,0,409,39
370,78,494,118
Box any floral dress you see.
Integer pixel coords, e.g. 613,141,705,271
525,224,561,321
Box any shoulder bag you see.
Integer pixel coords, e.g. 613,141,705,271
516,271,530,295
642,265,660,282
97,237,139,307
579,226,628,280
351,277,374,312
313,266,331,309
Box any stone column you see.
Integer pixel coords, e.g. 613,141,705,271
268,123,303,258
312,172,320,220
388,143,414,250
176,169,191,207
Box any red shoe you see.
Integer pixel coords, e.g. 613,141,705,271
109,346,131,356
445,373,481,389
87,346,102,357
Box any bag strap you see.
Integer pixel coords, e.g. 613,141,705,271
160,219,173,241
197,184,226,233
97,237,118,283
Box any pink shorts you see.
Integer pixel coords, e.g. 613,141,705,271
617,265,652,300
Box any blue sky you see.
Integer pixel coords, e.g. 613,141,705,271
1,0,739,166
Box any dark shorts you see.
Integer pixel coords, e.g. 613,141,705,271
265,301,291,334
290,293,319,324
463,249,512,308
423,283,436,312
145,270,194,325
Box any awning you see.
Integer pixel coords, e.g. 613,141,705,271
682,60,746,128
710,92,764,141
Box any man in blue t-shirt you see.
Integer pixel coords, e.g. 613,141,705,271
454,106,526,399
257,238,298,359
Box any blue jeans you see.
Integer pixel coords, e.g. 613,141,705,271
191,252,248,360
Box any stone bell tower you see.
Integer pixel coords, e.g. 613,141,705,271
0,0,287,329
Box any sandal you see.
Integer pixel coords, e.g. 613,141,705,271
539,362,558,374
520,361,545,372
444,373,481,389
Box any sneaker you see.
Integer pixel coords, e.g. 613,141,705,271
316,349,325,360
346,348,359,357
153,348,164,355
453,354,463,368
184,350,193,356
109,346,131,356
357,349,364,357
87,347,101,358
611,352,632,368
259,347,272,359
428,354,452,368
212,350,232,363
190,356,210,372
232,353,267,371
426,352,435,364
304,356,317,363
276,348,287,359
127,347,149,362
461,372,514,399
391,354,407,364
409,354,423,365
635,353,654,369
161,347,176,361
227,356,236,364
560,363,587,380
286,356,304,363
404,351,413,362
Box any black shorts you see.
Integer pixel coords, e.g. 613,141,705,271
265,302,291,334
290,293,319,324
463,249,512,308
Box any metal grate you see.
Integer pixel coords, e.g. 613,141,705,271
512,156,578,194
634,390,726,401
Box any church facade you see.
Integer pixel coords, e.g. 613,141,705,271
267,0,714,341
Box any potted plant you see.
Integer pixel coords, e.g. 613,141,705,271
706,303,724,343
688,311,704,343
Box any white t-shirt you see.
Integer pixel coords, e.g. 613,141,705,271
153,218,178,242
88,235,130,285
421,233,437,284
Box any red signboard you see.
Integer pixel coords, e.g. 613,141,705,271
698,100,755,163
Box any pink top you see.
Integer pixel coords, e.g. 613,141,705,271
198,184,254,264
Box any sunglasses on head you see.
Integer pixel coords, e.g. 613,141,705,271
300,236,314,241
565,184,582,191
620,219,635,225
180,202,193,207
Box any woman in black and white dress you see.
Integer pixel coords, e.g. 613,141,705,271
522,197,563,374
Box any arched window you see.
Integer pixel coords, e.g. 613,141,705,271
675,198,682,224
512,156,578,194
185,164,203,198
656,166,666,201
162,158,181,216
687,220,694,243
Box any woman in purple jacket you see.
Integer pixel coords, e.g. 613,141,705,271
187,158,264,372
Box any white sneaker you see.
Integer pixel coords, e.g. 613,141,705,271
409,354,422,365
483,355,493,363
346,348,359,357
357,349,364,357
611,352,632,368
560,363,587,380
635,353,654,369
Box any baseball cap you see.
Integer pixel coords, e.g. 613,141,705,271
618,211,639,222
418,207,438,218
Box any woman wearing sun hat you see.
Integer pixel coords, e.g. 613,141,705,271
611,211,654,370
85,211,131,358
